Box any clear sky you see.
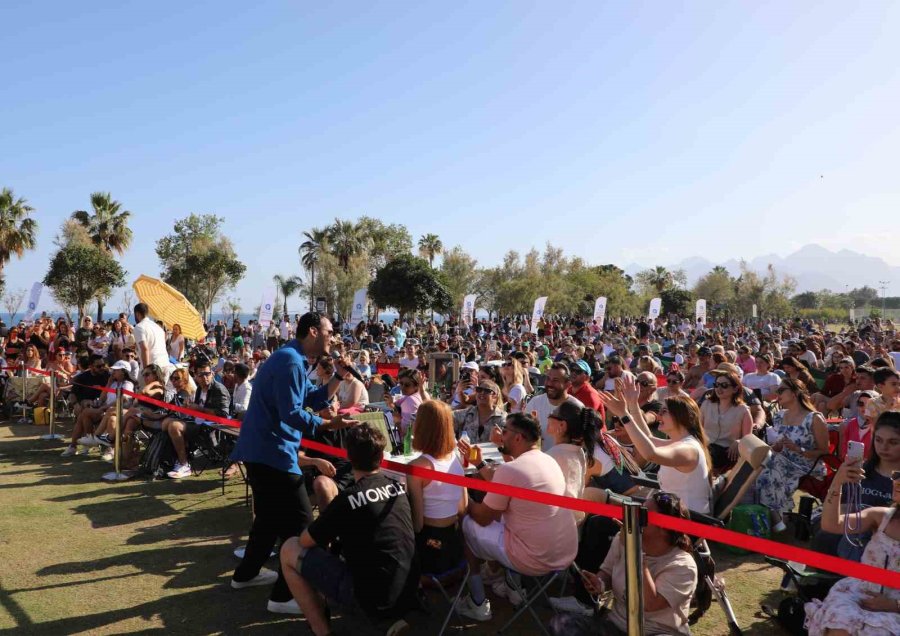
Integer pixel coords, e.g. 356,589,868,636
3,1,899,312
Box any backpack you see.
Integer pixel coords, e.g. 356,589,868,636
140,432,177,479
724,504,771,555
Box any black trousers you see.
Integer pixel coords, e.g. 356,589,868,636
232,462,313,602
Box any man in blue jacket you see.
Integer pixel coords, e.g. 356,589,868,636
230,312,358,615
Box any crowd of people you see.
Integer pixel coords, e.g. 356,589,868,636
4,307,900,634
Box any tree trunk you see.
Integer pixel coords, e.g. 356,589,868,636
97,299,104,322
310,267,316,311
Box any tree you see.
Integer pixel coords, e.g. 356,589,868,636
693,267,735,310
0,187,39,293
356,217,412,273
43,244,126,320
272,274,304,318
299,227,328,309
71,192,133,320
635,266,677,295
156,214,246,320
369,254,452,321
660,288,693,316
221,296,242,323
327,219,370,272
418,233,443,268
3,288,26,323
119,289,134,318
439,246,479,314
792,291,820,310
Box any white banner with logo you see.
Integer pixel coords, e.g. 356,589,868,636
695,299,707,325
593,296,607,325
461,293,477,326
350,288,367,326
648,297,662,321
849,307,856,322
23,282,43,323
752,303,758,319
257,286,277,327
530,296,548,334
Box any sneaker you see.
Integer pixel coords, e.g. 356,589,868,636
101,449,114,462
78,434,101,446
479,563,505,586
491,577,523,606
385,619,410,635
233,546,278,560
455,595,492,622
77,446,91,456
97,434,113,447
231,569,278,589
266,598,303,615
772,520,788,534
60,445,77,457
167,463,192,479
549,596,594,616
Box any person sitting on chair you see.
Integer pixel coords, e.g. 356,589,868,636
580,491,699,636
455,412,578,622
162,361,230,479
280,424,418,636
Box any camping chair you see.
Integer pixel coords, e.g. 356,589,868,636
422,560,470,635
3,376,46,420
496,568,564,636
631,434,774,636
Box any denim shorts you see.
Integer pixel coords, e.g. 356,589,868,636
299,546,356,608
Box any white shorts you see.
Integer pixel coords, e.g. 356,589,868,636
463,516,513,569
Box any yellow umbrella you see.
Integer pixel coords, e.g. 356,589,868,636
132,275,207,341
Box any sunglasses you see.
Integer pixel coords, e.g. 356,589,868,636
666,378,681,384
714,382,733,389
637,380,654,387
474,386,494,395
776,386,792,394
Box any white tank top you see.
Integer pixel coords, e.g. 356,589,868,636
657,436,711,514
422,453,464,519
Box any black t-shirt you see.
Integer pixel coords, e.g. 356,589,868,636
74,327,92,349
71,369,110,401
308,472,416,616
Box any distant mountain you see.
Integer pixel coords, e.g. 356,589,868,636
626,244,898,293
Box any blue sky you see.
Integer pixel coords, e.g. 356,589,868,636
3,1,899,312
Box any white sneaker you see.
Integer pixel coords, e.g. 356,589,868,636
78,434,101,446
60,445,77,457
231,569,278,589
233,546,278,559
267,598,303,615
455,595,492,622
77,446,91,456
773,520,788,534
167,463,192,479
101,449,114,462
491,577,523,606
549,596,594,616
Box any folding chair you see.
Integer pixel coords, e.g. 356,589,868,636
496,569,563,636
422,561,470,636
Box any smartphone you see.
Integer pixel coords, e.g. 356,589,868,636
846,440,865,462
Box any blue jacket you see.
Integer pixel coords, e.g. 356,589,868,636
231,340,331,473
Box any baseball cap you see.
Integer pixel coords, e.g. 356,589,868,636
110,360,131,371
461,361,479,371
573,359,591,375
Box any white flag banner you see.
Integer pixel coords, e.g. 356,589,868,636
23,282,43,323
530,296,548,334
461,294,477,326
752,303,758,319
849,307,856,322
350,288,367,326
257,286,277,327
695,299,707,325
648,297,662,321
593,296,607,325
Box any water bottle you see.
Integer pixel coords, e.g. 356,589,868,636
403,422,414,456
460,430,471,467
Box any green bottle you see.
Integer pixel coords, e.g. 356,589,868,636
403,423,413,456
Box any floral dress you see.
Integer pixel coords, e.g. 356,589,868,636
805,507,900,635
755,411,822,514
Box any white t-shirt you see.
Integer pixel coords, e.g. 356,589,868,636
399,356,419,370
507,383,527,413
742,372,781,396
547,443,587,524
280,320,290,340
524,393,584,452
134,317,170,369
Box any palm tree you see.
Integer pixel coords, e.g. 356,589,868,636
644,266,674,294
273,274,303,319
0,188,39,284
327,219,369,272
418,233,443,268
71,192,133,320
299,227,328,309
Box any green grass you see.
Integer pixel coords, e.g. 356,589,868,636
0,418,792,635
